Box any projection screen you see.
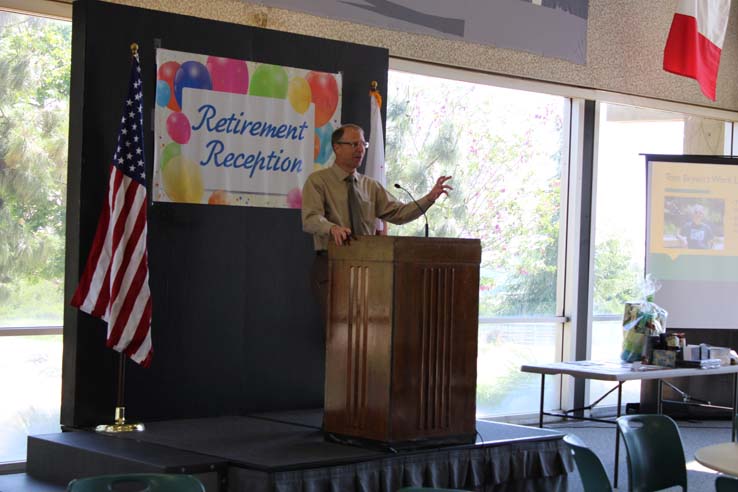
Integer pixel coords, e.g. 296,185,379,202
646,155,738,329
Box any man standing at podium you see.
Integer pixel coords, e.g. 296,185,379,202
301,123,452,314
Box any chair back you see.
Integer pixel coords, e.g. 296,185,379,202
562,434,612,492
67,473,205,492
616,414,687,492
717,475,738,492
397,488,471,491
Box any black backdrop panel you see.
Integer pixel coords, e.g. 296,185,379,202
62,0,389,427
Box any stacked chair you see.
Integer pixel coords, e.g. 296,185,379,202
562,433,612,492
616,414,688,492
716,476,738,492
67,473,205,492
397,488,472,491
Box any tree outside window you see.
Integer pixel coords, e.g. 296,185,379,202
0,11,70,464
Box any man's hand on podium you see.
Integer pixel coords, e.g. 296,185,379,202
330,225,352,246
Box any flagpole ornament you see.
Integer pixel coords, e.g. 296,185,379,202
369,80,382,108
130,42,139,56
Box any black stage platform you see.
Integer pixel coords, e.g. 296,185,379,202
27,410,572,492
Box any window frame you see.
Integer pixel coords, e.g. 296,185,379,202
0,3,70,470
389,58,579,419
0,0,71,20
586,100,738,410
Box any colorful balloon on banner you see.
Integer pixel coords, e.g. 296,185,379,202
162,155,204,203
174,61,213,109
206,56,249,94
160,142,181,170
288,76,311,114
156,80,171,107
305,71,339,128
286,188,302,209
166,112,191,144
208,190,230,205
157,61,181,111
315,123,333,165
248,64,288,99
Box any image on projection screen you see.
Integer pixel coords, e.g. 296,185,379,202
662,196,724,251
646,157,738,329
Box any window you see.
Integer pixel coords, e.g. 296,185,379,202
0,9,70,465
386,64,570,417
590,102,733,408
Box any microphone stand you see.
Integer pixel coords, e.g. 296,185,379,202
394,183,429,238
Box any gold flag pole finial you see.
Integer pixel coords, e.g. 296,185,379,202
369,81,382,108
130,43,139,56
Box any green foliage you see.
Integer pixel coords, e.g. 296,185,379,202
593,237,641,314
386,72,566,316
0,277,64,323
475,323,556,414
0,12,70,319
386,72,640,318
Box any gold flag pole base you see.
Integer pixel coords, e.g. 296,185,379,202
95,406,145,433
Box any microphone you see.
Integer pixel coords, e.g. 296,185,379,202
394,183,429,238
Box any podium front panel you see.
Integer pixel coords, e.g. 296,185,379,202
391,260,479,441
324,237,480,445
324,254,393,440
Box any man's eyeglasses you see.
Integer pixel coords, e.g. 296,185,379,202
336,141,369,149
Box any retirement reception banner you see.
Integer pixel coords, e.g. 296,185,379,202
153,49,342,208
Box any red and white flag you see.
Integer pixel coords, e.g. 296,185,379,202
663,0,731,101
71,50,153,367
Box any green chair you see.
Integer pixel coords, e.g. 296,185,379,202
562,434,612,492
67,473,205,492
716,475,738,492
616,414,687,492
397,488,472,491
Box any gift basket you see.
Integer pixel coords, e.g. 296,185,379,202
620,276,668,363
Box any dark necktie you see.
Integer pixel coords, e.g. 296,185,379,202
346,175,363,236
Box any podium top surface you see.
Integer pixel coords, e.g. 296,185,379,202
328,236,481,263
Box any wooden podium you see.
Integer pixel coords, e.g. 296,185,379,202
324,236,481,447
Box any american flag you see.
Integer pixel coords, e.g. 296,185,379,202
71,49,153,367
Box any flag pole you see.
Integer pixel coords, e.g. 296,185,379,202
95,352,145,432
93,42,147,433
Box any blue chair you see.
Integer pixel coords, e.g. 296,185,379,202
67,473,205,492
716,475,738,492
616,414,687,492
562,434,612,491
